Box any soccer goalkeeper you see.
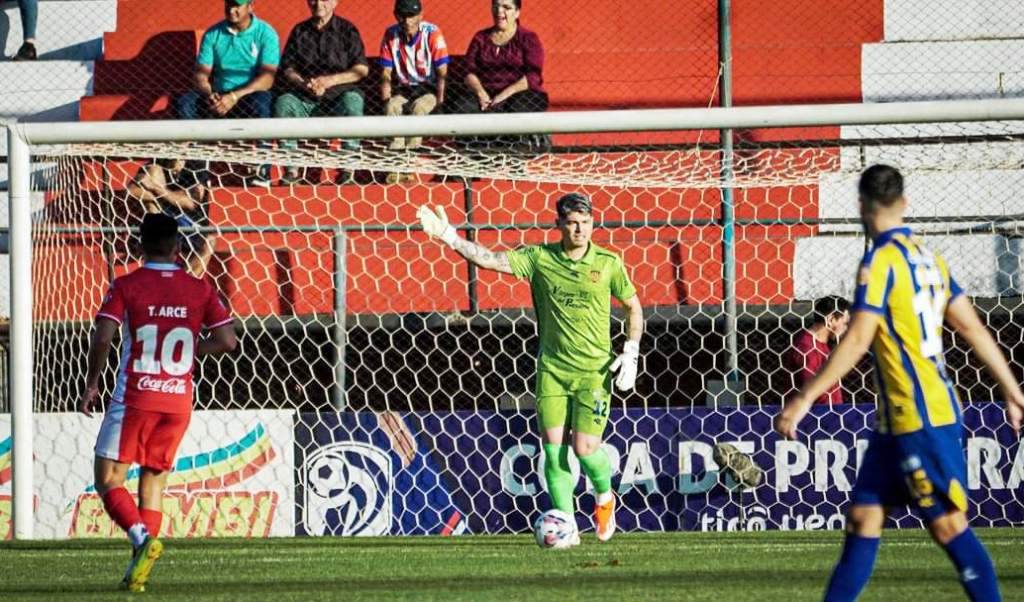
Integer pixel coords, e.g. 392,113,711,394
418,192,644,543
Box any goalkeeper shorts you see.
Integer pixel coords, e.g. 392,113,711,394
535,369,613,437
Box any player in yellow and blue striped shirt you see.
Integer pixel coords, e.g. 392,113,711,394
776,164,1024,602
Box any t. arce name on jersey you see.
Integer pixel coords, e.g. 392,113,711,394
148,305,188,318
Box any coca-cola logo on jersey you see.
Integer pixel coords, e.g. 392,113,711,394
136,376,187,394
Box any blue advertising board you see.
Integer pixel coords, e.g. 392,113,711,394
294,412,469,536
296,403,1022,535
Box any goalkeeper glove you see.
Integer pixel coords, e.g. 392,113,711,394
417,205,458,245
610,340,640,392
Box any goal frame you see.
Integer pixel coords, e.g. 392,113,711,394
8,96,1024,539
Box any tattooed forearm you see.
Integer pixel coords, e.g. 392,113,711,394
450,237,513,274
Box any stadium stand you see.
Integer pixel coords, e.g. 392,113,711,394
59,2,880,317
796,3,1024,299
8,1,1023,409
0,0,118,316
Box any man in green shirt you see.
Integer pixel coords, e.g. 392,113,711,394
175,0,279,186
176,0,279,121
418,193,644,544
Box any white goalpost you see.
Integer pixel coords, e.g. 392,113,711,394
6,98,1024,540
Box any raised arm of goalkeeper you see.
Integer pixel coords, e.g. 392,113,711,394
416,205,515,274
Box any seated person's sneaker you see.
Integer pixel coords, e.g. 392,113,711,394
281,166,303,185
385,172,417,185
249,165,272,187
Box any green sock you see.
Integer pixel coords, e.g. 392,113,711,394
542,443,575,513
578,447,612,495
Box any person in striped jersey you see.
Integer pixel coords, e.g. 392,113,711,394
379,0,450,174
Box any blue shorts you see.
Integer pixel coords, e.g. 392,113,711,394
851,425,969,523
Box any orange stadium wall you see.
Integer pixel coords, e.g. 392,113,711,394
54,1,883,322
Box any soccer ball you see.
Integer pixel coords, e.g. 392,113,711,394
533,509,577,549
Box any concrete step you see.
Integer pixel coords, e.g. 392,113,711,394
817,169,1024,233
834,128,1024,182
824,137,1024,235
884,0,1024,43
0,60,93,121
793,234,1024,300
862,39,1024,102
2,0,117,61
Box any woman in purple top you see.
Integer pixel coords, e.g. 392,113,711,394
452,0,548,114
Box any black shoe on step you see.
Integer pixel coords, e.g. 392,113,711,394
13,42,37,61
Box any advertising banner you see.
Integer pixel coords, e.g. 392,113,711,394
7,404,1020,538
0,415,15,540
294,411,468,536
298,403,1022,535
1,410,294,539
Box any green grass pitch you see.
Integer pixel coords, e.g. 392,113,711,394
1,529,1022,600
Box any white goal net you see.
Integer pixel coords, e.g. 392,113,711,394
4,104,1024,539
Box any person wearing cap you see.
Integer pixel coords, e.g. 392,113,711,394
175,0,279,121
274,0,369,184
379,0,450,182
416,193,644,546
451,0,547,115
175,0,280,186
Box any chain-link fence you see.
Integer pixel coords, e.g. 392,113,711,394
5,3,1024,539
27,119,1024,413
4,1,1022,123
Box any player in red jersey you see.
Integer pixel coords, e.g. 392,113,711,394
79,213,236,592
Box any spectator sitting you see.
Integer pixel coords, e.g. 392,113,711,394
175,0,279,185
379,0,450,181
126,159,215,277
176,0,278,121
11,0,38,61
451,0,547,115
787,295,851,405
275,0,369,184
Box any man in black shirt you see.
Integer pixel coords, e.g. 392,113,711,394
275,0,369,183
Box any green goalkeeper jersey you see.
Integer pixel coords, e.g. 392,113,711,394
507,242,637,374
